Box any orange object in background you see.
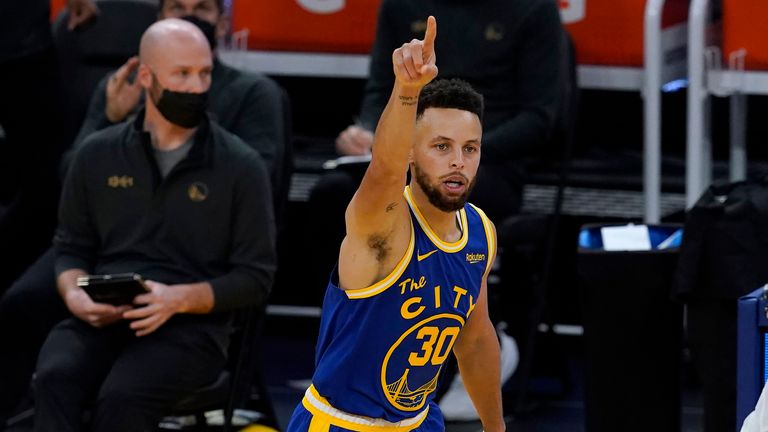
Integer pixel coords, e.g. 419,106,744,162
231,0,381,53
722,0,768,71
51,0,67,20
561,0,688,66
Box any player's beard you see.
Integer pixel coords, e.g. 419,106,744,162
413,163,476,212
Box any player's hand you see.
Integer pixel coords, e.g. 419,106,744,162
66,0,99,31
63,287,130,328
392,16,438,88
336,125,374,155
124,280,186,337
105,57,142,123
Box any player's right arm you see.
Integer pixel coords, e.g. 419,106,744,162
338,16,438,290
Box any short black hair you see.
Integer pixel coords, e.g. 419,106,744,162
416,78,484,123
158,0,224,14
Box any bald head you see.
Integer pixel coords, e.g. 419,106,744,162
139,18,211,68
137,18,213,128
137,17,213,102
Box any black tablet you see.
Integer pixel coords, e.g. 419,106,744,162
76,273,148,306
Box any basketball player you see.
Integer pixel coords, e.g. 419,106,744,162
287,16,505,432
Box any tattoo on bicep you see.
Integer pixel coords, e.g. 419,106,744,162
385,202,397,213
368,235,390,262
399,95,417,106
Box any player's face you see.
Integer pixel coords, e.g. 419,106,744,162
412,108,482,212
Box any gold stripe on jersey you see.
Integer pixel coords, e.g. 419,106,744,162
346,222,416,300
302,385,430,431
469,203,496,277
308,415,330,432
404,186,469,253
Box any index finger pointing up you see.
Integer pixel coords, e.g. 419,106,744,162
423,16,437,53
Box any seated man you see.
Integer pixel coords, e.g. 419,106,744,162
0,0,285,421
33,18,276,431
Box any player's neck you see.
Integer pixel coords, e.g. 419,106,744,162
410,184,463,243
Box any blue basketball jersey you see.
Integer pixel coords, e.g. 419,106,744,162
307,186,496,427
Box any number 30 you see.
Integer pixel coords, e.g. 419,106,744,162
408,326,461,366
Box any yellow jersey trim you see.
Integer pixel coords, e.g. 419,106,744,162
345,221,416,300
308,415,330,432
404,186,468,253
302,385,429,431
469,204,496,277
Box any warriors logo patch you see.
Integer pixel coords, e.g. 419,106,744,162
188,182,208,202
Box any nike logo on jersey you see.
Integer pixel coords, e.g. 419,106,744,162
417,249,438,261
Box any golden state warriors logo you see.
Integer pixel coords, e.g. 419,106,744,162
381,314,465,411
188,182,208,202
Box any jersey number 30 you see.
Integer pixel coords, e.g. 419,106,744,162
408,326,461,366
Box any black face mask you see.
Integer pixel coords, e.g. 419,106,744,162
181,15,217,50
149,71,208,129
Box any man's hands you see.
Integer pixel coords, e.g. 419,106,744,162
59,269,213,336
336,125,374,155
105,57,143,123
66,0,99,31
123,281,188,337
65,280,188,336
392,15,438,88
63,287,131,328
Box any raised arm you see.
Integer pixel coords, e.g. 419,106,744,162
338,16,438,290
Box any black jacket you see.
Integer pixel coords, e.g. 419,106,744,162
54,112,277,312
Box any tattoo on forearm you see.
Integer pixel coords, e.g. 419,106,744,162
385,202,397,212
399,95,417,106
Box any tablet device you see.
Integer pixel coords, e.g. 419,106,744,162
76,273,148,306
